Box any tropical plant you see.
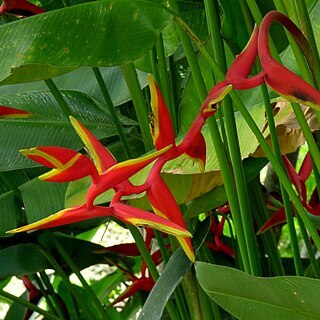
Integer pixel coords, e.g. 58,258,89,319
1,0,320,319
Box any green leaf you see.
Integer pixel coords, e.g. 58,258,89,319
184,185,227,220
0,191,20,236
0,0,173,84
138,218,210,320
196,263,320,320
0,244,49,278
177,105,266,172
218,0,250,54
39,232,135,272
19,179,68,224
0,90,124,171
0,66,148,108
4,292,28,320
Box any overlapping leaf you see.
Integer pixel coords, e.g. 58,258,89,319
0,0,173,85
0,91,131,171
196,263,320,320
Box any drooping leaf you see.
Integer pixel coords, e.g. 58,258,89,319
196,263,320,320
0,244,49,278
0,0,173,84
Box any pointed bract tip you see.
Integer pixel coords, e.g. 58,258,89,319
177,236,195,262
0,106,31,118
201,84,233,117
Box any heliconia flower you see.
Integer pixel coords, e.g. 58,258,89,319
258,152,319,234
201,82,233,117
207,216,234,258
148,76,207,171
20,146,99,183
257,206,286,235
0,106,31,118
146,171,194,262
111,276,155,306
111,202,192,238
6,205,111,233
7,202,192,238
200,26,262,115
22,276,43,320
85,145,171,208
0,0,44,16
100,243,141,257
225,25,264,90
258,11,320,110
148,76,175,150
69,116,117,173
178,115,208,172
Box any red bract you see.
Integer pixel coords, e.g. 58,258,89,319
20,146,100,183
258,152,320,234
0,106,31,118
149,75,175,150
0,0,44,16
22,276,42,320
9,117,192,243
200,11,320,113
207,216,234,258
10,11,317,263
258,11,320,110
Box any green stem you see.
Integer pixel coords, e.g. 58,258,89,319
168,55,180,128
229,90,320,251
174,12,251,273
273,0,314,85
260,84,303,276
44,79,73,117
204,0,227,72
61,0,70,7
150,47,161,87
199,246,222,320
154,230,170,263
284,191,304,275
196,279,214,320
174,24,207,100
37,245,96,319
290,102,320,173
296,213,320,278
183,269,202,320
249,177,285,276
121,63,153,151
92,67,132,158
46,232,108,320
206,0,260,275
174,13,320,253
31,273,58,317
0,288,59,320
128,225,180,320
39,271,68,319
295,0,320,88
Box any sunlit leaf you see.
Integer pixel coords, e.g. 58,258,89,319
196,263,320,320
0,0,173,84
